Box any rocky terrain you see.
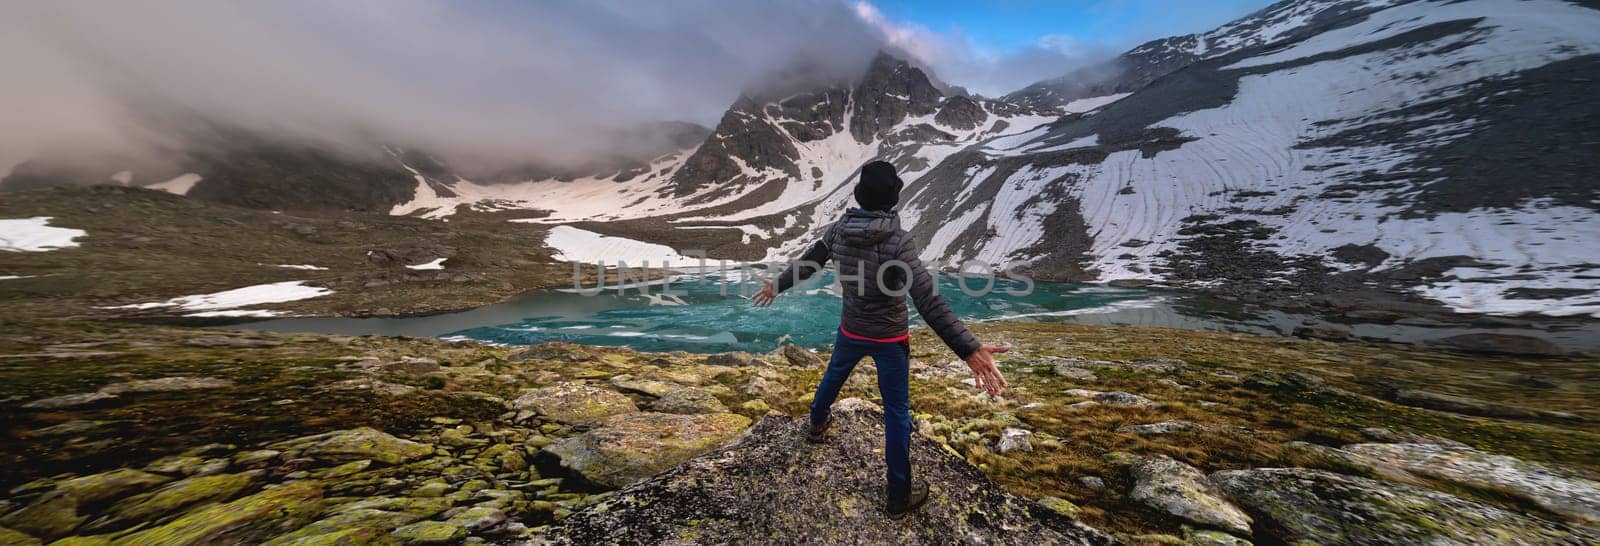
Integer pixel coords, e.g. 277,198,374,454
1,318,1595,544
0,186,586,320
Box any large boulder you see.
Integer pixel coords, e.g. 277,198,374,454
512,383,638,427
1128,455,1252,536
536,400,1116,545
1211,468,1595,545
268,428,434,465
542,412,752,488
1343,443,1600,524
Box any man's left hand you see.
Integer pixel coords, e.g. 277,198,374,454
751,279,776,307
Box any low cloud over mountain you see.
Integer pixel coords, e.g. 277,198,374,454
0,1,890,176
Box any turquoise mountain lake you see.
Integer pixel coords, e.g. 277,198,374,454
233,272,1599,354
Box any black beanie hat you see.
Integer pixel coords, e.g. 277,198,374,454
854,161,903,211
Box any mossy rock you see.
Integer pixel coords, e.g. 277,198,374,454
0,492,85,541
0,469,172,540
0,527,42,546
1212,468,1596,544
263,526,401,546
90,471,262,532
705,352,757,367
650,387,729,415
36,536,111,546
1343,442,1600,524
542,412,752,488
331,497,451,519
50,469,172,504
262,509,420,545
1038,496,1080,517
512,382,638,427
410,483,451,498
117,480,326,545
610,375,676,397
1186,529,1253,546
269,428,434,465
389,521,465,545
1128,455,1251,536
443,506,506,532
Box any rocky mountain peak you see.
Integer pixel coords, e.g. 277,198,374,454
849,52,946,143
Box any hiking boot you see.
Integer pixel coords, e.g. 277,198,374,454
805,415,832,443
886,480,929,519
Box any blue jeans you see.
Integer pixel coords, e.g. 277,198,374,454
809,329,913,503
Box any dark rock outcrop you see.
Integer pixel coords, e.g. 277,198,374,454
1429,333,1564,356
532,400,1116,545
935,95,988,130
1212,468,1595,545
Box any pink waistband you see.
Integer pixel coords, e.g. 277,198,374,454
839,327,908,343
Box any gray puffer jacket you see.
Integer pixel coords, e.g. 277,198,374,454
775,208,980,359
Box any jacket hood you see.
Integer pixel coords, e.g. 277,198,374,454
834,208,900,246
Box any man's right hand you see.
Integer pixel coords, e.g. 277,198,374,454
963,343,1010,397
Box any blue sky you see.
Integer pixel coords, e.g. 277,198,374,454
850,0,1277,95
870,0,1275,53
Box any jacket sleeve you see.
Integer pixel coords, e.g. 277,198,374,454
774,236,830,293
895,236,981,359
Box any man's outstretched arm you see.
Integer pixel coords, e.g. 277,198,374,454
896,238,1010,396
752,237,829,306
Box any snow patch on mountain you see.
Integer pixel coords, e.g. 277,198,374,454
0,217,86,252
406,258,447,270
148,173,204,196
103,280,332,316
393,150,698,223
544,225,701,268
1060,93,1131,114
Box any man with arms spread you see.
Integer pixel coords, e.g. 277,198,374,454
752,160,1010,518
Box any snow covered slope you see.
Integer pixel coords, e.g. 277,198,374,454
943,0,1600,316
